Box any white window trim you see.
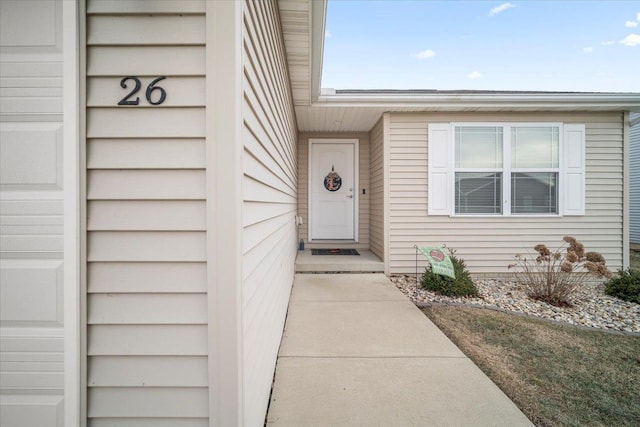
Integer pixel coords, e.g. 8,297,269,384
450,122,565,218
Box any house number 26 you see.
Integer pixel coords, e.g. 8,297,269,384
118,76,167,106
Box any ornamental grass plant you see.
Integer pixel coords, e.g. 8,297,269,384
508,236,611,307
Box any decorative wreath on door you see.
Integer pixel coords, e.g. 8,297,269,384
324,166,342,191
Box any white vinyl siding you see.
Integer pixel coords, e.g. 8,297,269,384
391,112,624,275
0,1,66,425
370,117,385,259
630,113,640,244
297,138,309,241
297,132,371,248
242,1,298,425
85,1,208,425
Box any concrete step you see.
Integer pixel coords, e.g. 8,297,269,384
295,249,384,273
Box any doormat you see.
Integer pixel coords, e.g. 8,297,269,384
311,249,360,256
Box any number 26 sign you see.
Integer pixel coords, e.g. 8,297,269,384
118,76,167,106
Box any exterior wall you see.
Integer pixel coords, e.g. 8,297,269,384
387,112,624,275
84,1,208,424
630,112,640,244
0,1,66,425
369,117,385,259
241,1,298,424
298,132,370,248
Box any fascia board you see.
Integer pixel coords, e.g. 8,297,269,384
313,93,640,111
310,0,327,103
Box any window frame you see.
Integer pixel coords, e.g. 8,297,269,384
450,122,564,217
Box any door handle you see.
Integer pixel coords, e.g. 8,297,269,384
346,195,353,199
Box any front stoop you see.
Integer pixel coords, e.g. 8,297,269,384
295,249,384,273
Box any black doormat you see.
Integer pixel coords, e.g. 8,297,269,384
311,249,360,256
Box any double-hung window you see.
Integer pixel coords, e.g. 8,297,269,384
428,122,585,217
509,126,559,214
454,126,504,214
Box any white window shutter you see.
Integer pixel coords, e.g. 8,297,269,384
428,123,452,215
563,124,586,215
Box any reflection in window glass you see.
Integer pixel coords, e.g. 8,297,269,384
455,172,502,214
511,172,558,214
455,127,503,168
511,127,559,168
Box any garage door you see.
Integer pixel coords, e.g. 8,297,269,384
0,2,66,425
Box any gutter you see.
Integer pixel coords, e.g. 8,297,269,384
314,91,640,111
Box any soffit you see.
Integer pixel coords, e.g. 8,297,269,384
278,0,313,106
295,95,640,133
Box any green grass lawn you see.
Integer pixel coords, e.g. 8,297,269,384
423,305,640,427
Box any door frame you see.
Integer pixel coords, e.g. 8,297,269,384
308,138,359,242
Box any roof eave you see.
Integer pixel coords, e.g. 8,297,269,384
309,0,326,103
314,92,640,112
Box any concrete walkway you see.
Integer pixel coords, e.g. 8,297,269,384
267,274,533,426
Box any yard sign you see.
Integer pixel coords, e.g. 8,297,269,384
418,247,455,279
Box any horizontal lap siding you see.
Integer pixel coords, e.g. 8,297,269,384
85,1,207,424
241,1,297,425
630,113,640,244
370,117,385,259
388,112,624,275
360,135,371,246
297,138,309,240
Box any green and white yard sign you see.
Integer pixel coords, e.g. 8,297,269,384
418,247,455,279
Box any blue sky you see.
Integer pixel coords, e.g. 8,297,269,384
322,1,640,92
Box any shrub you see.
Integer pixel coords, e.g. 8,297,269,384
605,269,640,304
420,250,478,297
508,236,611,307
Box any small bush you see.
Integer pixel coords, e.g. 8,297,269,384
420,250,478,297
605,269,640,304
508,236,611,307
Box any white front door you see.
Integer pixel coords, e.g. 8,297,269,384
310,140,357,240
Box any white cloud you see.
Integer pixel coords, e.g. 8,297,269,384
582,47,593,53
325,30,332,38
601,40,615,46
620,33,640,46
414,49,435,59
626,20,638,28
467,71,483,79
637,12,640,21
489,2,516,17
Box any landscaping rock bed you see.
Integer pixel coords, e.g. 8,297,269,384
391,275,640,333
